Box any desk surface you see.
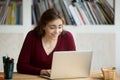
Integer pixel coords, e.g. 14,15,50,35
0,72,120,80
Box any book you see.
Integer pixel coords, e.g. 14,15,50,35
32,0,39,23
69,5,82,25
72,2,86,25
89,1,103,24
47,0,54,8
38,0,47,15
96,2,113,24
86,1,100,24
16,2,22,24
0,0,10,24
5,6,11,24
44,0,49,9
59,0,75,25
32,5,37,24
98,0,114,24
94,0,108,24
83,1,96,24
10,2,17,24
52,0,65,21
78,1,92,24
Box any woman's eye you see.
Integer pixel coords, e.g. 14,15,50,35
49,26,56,29
58,26,62,29
59,25,63,29
49,25,63,29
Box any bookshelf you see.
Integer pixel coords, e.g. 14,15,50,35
0,0,22,25
0,0,120,74
31,0,115,25
0,0,117,33
0,0,32,33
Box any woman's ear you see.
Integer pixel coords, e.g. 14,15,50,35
43,26,46,30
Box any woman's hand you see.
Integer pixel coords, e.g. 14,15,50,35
40,69,51,77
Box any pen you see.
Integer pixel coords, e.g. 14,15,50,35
3,56,14,63
2,56,6,63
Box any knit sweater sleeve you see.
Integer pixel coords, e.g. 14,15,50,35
63,31,76,51
17,31,41,75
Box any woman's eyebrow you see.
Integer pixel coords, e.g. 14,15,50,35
49,25,56,27
48,23,63,27
59,24,63,26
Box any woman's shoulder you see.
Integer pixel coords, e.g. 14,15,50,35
26,30,39,39
26,30,35,36
61,30,73,39
62,30,73,36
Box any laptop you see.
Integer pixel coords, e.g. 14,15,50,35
40,51,93,79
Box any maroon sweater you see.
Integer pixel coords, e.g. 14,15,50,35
17,30,76,75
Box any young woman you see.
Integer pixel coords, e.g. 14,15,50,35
17,8,76,76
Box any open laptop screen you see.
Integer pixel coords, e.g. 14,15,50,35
50,51,93,79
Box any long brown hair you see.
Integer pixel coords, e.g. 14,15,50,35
33,8,65,37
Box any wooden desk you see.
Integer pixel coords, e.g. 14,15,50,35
0,72,120,80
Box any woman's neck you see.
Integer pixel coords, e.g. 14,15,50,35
42,36,57,43
42,36,58,55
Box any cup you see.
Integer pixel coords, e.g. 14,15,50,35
4,62,14,79
101,67,116,80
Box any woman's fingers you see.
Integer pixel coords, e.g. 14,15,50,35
40,69,51,76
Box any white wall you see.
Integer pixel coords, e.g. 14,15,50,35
0,33,24,72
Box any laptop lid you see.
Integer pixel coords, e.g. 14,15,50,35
50,51,93,79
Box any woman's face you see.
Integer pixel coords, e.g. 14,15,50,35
44,19,63,40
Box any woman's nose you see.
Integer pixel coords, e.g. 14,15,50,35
55,28,59,33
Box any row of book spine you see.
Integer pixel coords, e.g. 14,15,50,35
32,0,114,25
0,0,22,25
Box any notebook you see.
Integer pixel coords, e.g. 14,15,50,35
40,51,93,79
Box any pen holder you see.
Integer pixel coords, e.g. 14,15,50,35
4,62,14,79
101,67,116,80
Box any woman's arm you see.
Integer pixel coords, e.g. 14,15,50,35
17,31,41,75
64,31,76,50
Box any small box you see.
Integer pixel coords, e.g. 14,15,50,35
101,67,116,80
